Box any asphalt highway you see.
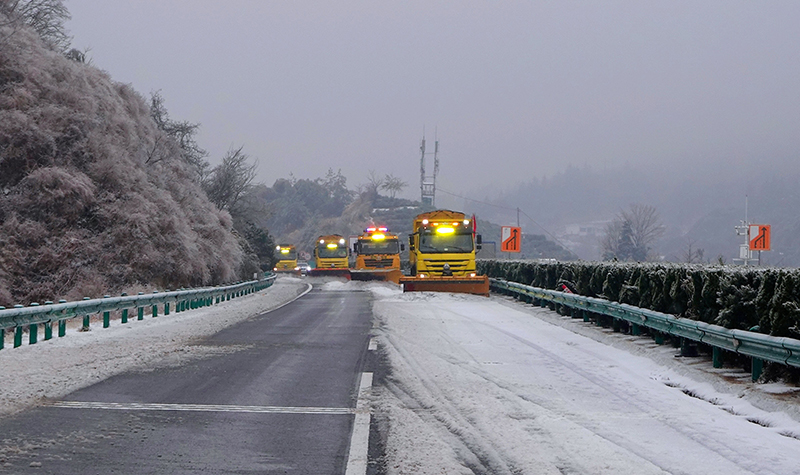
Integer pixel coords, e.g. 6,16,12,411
0,285,375,474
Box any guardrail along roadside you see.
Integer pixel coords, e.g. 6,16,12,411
0,275,276,351
491,278,800,382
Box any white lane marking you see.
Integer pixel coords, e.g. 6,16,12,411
368,337,378,351
345,372,373,475
47,401,354,415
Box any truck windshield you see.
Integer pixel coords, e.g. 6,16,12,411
360,240,399,255
419,232,474,253
317,246,348,259
278,250,297,260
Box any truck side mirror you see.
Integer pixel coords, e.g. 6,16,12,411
476,234,482,251
408,235,415,251
400,243,406,252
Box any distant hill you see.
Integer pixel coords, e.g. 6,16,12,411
464,164,800,267
0,11,244,306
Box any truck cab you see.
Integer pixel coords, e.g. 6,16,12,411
309,235,350,277
273,244,298,273
407,210,481,277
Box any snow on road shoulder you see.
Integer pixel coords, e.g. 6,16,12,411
369,289,800,475
0,277,310,417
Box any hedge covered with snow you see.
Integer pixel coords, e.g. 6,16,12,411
478,260,800,340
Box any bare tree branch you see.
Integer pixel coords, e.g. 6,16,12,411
202,146,258,212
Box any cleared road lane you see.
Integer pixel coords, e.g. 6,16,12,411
0,283,374,474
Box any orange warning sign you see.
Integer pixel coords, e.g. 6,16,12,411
749,224,771,251
501,226,521,252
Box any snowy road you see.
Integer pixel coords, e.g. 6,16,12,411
368,285,800,475
3,278,800,474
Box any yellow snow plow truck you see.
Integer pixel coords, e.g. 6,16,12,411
350,226,404,283
308,234,351,278
273,244,299,274
399,209,490,296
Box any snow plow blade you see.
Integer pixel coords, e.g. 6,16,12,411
350,269,403,284
307,268,352,279
399,275,490,296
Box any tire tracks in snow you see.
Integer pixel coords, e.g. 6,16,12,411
374,295,793,475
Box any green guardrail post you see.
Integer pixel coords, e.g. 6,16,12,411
216,295,220,304
58,300,67,336
680,338,697,357
712,347,724,368
43,302,53,340
81,297,91,331
0,328,4,350
103,295,111,328
27,303,40,344
165,302,170,316
14,305,24,346
612,318,622,333
138,292,144,320
121,293,128,323
654,332,665,345
751,358,763,382
631,323,641,336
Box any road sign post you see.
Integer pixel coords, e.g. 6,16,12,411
501,226,521,254
749,225,770,251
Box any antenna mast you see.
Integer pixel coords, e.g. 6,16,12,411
420,127,439,206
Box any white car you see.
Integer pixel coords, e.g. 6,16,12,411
295,261,311,276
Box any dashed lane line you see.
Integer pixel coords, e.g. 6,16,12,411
345,372,373,475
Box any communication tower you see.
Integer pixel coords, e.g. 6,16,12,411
419,130,439,206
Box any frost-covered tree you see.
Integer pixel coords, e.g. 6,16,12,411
601,203,665,261
203,146,258,212
381,173,407,199
360,169,383,198
0,0,71,52
320,168,353,216
149,91,208,178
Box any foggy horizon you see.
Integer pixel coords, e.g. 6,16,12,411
65,1,800,202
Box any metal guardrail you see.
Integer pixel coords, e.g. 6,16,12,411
0,275,277,351
490,278,800,381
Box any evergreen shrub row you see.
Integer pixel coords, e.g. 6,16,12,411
478,260,800,340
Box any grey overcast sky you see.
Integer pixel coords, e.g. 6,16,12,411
66,1,800,200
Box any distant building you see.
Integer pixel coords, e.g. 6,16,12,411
563,222,607,237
